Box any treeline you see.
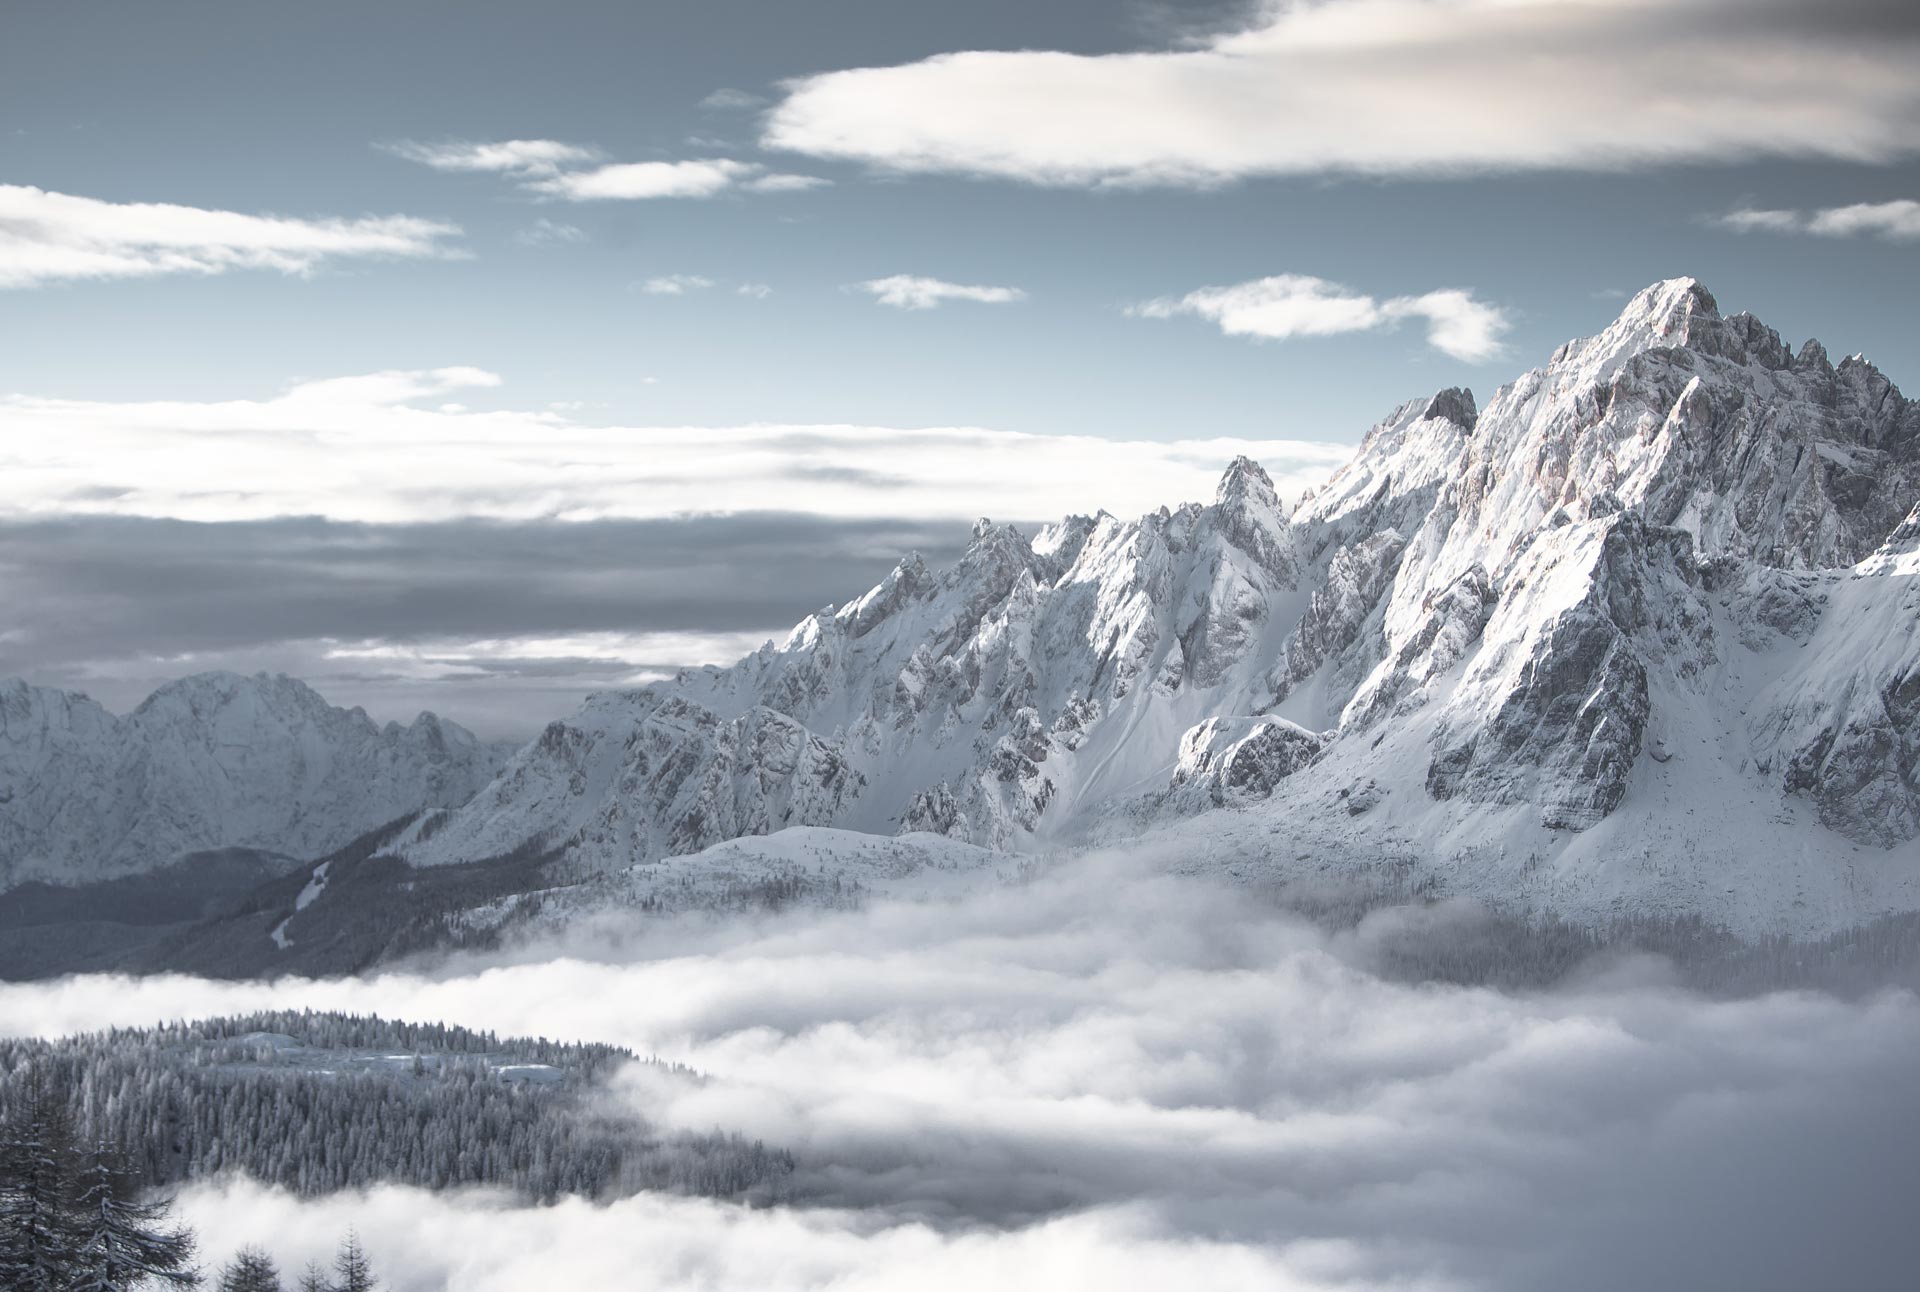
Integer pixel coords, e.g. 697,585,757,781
2,1070,387,1290
0,1011,795,1205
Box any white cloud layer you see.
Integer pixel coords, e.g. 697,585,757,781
0,185,462,289
1714,199,1920,240
379,138,604,176
861,274,1028,310
321,628,774,685
7,857,1920,1291
0,368,1355,525
1133,274,1510,361
763,0,1920,185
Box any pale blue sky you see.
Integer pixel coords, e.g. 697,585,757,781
5,0,1916,439
2,0,1916,729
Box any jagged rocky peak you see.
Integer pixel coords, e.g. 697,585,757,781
1558,277,1727,370
1450,276,1919,577
840,551,935,639
1422,386,1478,431
1212,455,1297,581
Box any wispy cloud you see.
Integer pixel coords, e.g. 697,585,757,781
0,368,1353,526
385,136,826,201
1712,199,1920,241
1131,273,1510,362
860,275,1026,310
742,173,832,194
736,283,774,299
700,88,767,111
638,274,716,295
0,184,462,289
530,159,755,200
764,0,1920,185
529,159,826,201
514,218,587,247
379,138,603,176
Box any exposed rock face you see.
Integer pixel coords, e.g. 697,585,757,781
1275,529,1407,702
1171,716,1324,806
1750,507,1920,845
390,277,1920,877
1344,565,1495,729
0,672,501,888
1425,519,1658,830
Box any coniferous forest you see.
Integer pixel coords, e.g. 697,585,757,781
0,1011,793,1203
1,1011,798,1287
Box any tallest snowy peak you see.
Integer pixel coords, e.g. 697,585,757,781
1550,277,1720,375
1616,276,1719,337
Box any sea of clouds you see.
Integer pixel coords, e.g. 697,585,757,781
4,852,1918,1290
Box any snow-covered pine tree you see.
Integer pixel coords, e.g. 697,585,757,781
331,1231,376,1292
216,1246,283,1292
69,1144,201,1291
0,1066,82,1292
293,1260,330,1292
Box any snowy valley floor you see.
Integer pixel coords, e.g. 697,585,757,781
5,851,1920,1291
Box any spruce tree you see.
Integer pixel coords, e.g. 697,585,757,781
331,1231,377,1292
69,1145,201,1291
0,1066,82,1292
216,1245,283,1292
294,1260,331,1292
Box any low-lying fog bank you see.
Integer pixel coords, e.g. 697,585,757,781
4,854,1918,1290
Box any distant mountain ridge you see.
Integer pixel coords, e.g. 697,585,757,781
0,671,503,888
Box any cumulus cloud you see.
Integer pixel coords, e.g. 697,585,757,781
0,368,1353,526
1132,274,1510,361
8,856,1920,1290
737,282,774,299
528,159,826,201
378,138,603,176
0,185,462,289
1713,199,1920,240
860,275,1027,310
763,0,1920,185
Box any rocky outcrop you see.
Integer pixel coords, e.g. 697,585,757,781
1171,716,1324,806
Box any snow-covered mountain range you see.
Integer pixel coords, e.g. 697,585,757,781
0,671,502,888
376,278,1917,931
7,280,1916,933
